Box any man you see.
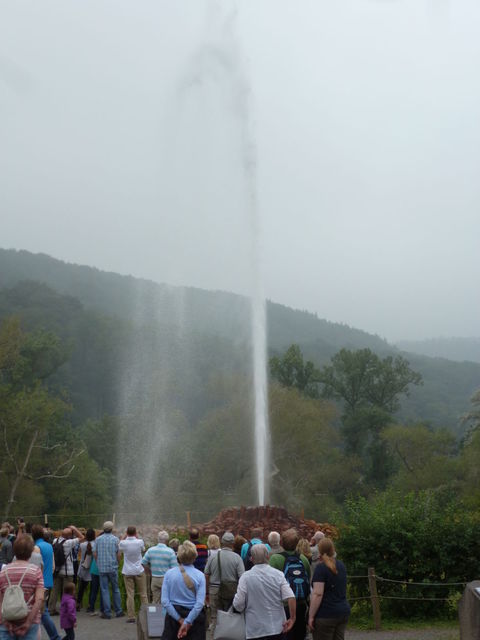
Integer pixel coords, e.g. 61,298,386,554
241,528,271,570
49,525,84,615
267,531,283,555
204,532,244,629
0,526,14,568
310,531,325,574
233,544,296,640
93,521,124,619
142,530,177,604
189,529,208,573
119,526,148,622
269,528,311,640
32,524,62,640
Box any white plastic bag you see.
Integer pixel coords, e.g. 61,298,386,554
213,609,246,640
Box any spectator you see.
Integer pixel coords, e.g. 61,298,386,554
204,532,244,631
267,531,283,555
308,538,350,640
189,529,208,573
76,529,95,611
0,527,14,568
0,534,44,640
60,582,76,640
31,524,61,640
87,550,103,615
207,535,220,557
296,538,313,564
233,535,246,556
233,544,296,640
169,538,180,555
49,526,84,616
241,528,271,570
310,531,325,573
142,530,177,604
93,521,124,620
270,529,311,640
162,541,206,640
119,526,148,622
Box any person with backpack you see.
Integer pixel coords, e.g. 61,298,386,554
0,534,44,640
269,528,311,640
240,528,271,571
48,526,84,616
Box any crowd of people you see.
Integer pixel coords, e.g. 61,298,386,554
0,519,350,640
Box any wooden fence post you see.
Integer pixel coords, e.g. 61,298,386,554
368,567,381,631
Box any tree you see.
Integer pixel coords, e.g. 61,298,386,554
0,317,84,517
269,344,321,398
319,349,422,487
319,348,422,413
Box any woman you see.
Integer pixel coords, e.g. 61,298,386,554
161,540,206,640
0,535,44,640
233,535,246,557
308,538,350,640
76,529,95,610
207,535,220,557
296,538,313,564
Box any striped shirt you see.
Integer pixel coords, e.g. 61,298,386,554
141,543,177,577
0,561,44,625
93,533,119,573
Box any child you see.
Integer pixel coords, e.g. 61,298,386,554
60,582,77,640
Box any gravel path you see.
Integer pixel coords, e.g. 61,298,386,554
41,611,459,640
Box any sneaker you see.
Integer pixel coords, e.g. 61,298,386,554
100,613,111,619
126,618,136,623
116,612,125,618
89,611,99,617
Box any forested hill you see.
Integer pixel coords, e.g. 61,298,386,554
396,337,480,364
0,248,389,354
0,247,479,431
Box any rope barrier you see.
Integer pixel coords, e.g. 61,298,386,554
376,575,467,587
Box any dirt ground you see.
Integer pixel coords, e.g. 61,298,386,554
42,610,459,640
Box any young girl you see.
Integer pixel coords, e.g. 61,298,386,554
60,582,77,640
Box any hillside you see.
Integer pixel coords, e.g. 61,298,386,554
397,337,480,364
0,247,479,431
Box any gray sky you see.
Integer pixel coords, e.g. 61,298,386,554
1,0,479,342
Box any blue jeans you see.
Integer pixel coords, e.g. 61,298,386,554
99,572,123,617
88,574,103,612
0,623,40,640
42,609,61,640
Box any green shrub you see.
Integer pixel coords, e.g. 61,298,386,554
336,490,480,619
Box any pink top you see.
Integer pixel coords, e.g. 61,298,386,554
0,561,44,625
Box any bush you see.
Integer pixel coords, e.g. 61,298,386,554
336,490,480,619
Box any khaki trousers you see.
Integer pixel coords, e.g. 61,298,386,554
208,584,220,630
49,575,74,613
151,576,164,604
123,573,148,619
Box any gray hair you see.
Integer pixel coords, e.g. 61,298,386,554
267,531,280,546
313,531,325,543
158,530,169,543
251,543,269,565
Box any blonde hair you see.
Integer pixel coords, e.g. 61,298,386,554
207,534,220,550
177,540,198,565
296,538,312,561
318,538,337,575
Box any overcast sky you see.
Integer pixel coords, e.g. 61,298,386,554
1,0,479,342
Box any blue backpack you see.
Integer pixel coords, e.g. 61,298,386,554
282,552,310,600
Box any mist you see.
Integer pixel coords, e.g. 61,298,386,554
1,0,479,341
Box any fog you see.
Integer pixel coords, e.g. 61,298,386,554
1,0,479,342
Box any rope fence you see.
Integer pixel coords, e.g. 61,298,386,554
349,567,466,630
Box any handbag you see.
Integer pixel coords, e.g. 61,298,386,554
213,608,246,640
217,551,238,602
